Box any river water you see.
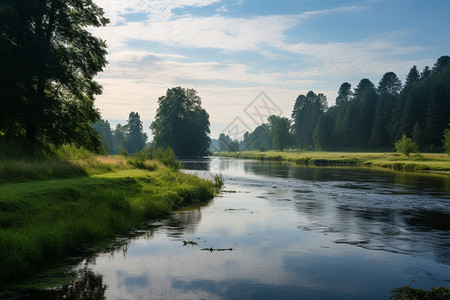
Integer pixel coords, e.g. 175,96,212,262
24,157,450,299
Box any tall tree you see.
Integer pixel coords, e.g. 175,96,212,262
93,119,114,154
352,79,378,149
268,115,291,151
424,60,450,148
313,113,334,150
151,87,210,157
405,65,420,87
370,72,401,148
291,91,327,149
421,66,432,80
0,0,109,149
113,124,127,153
432,55,450,73
125,112,147,154
335,82,352,106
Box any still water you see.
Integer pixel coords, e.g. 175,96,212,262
30,158,450,299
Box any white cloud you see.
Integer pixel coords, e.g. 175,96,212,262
95,0,222,23
90,1,433,139
216,5,228,12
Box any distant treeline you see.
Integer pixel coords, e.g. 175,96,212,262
218,55,450,152
93,112,148,155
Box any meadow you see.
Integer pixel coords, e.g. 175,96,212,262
215,151,450,174
0,144,218,289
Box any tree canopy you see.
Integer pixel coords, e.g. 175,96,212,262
151,87,210,157
0,0,108,150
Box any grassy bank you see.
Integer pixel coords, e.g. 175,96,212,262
215,151,450,174
0,145,218,289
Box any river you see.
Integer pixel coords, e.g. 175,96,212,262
21,157,450,299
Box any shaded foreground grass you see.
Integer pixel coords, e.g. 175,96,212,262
0,147,217,290
215,151,450,174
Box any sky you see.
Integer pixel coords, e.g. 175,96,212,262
90,0,450,141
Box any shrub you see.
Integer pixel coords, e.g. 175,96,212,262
395,134,418,157
55,144,93,160
152,148,181,170
118,148,129,157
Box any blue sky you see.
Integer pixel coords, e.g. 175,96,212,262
91,0,450,140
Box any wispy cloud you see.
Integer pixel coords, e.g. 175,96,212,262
91,0,435,137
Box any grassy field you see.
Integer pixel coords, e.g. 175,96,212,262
215,151,450,174
0,145,218,290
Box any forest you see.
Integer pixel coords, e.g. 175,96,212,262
0,0,448,156
219,56,450,154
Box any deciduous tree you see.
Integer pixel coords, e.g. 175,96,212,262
151,87,210,157
0,0,108,150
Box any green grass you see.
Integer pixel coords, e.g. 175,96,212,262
215,151,450,174
0,144,218,289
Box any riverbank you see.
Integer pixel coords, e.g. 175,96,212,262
214,151,450,174
0,146,218,292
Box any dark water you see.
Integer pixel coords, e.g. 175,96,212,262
21,158,450,299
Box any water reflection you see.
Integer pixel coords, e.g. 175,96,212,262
27,157,450,299
20,267,107,300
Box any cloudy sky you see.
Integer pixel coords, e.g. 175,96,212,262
90,0,450,140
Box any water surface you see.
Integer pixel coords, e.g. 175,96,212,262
25,157,450,299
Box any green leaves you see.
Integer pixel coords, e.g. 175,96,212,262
0,0,108,150
395,134,418,157
151,87,211,158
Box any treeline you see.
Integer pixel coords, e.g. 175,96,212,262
95,87,211,158
219,55,450,152
93,112,148,155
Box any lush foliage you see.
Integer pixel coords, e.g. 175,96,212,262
93,113,148,155
151,87,211,157
268,115,291,151
218,133,240,152
395,134,418,157
0,0,108,150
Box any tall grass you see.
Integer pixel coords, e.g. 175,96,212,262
0,143,157,183
0,143,218,289
0,168,216,287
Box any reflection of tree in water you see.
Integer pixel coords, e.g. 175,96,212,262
335,205,450,265
165,209,202,238
243,161,291,178
23,267,106,300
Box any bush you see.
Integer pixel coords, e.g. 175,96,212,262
395,134,418,157
259,146,267,152
152,148,181,170
55,144,94,160
118,148,129,157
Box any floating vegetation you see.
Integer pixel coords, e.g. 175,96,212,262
334,239,370,245
182,240,198,246
201,247,233,252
